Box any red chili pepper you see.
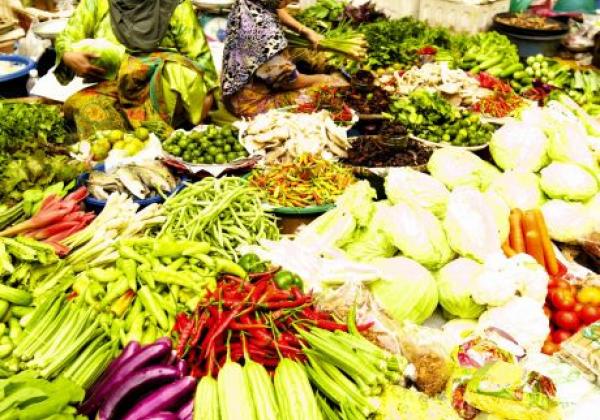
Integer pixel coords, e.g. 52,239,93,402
189,311,210,348
176,319,195,357
263,296,308,309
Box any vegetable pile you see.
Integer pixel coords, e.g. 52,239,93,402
249,154,356,208
162,125,248,165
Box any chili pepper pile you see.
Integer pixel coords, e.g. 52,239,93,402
297,86,354,122
473,72,524,118
172,270,372,377
248,154,356,208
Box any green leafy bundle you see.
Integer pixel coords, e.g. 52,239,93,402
0,103,71,152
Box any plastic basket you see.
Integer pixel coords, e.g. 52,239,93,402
419,0,510,34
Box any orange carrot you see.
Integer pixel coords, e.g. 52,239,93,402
502,241,517,257
523,210,545,267
533,209,559,276
509,209,525,253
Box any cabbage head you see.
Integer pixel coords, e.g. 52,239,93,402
541,199,594,243
444,187,503,262
427,148,500,191
545,121,600,177
382,202,454,270
540,162,598,202
384,168,449,217
369,257,439,325
71,38,126,80
436,258,486,319
483,190,510,244
343,201,397,262
587,193,600,232
490,121,549,172
487,171,544,210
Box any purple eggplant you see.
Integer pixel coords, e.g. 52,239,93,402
175,359,188,377
80,338,172,416
80,340,142,415
122,376,197,420
165,351,178,366
141,412,179,420
98,365,180,420
176,397,194,420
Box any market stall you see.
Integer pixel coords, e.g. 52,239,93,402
0,0,600,419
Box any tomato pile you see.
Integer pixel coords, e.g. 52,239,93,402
542,277,600,355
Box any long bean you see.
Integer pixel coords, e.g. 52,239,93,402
151,177,278,259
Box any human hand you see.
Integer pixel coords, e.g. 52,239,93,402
62,51,106,80
303,28,324,48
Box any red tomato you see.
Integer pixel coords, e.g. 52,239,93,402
542,340,560,355
550,288,576,311
551,330,572,344
574,303,584,316
552,311,581,332
543,305,552,318
580,306,600,326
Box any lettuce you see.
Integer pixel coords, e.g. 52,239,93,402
487,171,544,210
490,121,549,172
427,148,500,191
70,38,126,80
436,258,486,319
370,257,439,325
541,200,594,243
444,187,504,262
384,168,449,217
540,162,598,202
382,202,454,270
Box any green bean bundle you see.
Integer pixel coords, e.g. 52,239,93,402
153,177,279,259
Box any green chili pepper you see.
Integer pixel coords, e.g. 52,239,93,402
274,270,302,290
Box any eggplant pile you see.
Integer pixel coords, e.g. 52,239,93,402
80,338,196,420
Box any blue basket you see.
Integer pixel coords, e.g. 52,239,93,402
0,55,36,98
78,163,187,212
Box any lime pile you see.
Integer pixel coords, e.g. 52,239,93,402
90,127,150,161
162,125,248,164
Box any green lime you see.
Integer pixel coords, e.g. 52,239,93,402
223,144,232,153
204,155,214,164
134,127,150,140
215,153,226,164
227,151,237,162
233,143,244,152
208,146,219,156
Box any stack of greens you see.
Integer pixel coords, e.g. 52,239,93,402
387,90,495,147
0,103,70,150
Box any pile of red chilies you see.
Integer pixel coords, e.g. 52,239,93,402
0,186,95,255
173,271,373,377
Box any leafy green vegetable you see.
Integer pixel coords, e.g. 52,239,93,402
487,172,544,210
342,201,396,262
428,148,500,191
540,162,598,201
490,121,549,172
370,257,439,325
436,258,485,320
384,167,449,218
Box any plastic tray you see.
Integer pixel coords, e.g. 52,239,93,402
78,163,187,212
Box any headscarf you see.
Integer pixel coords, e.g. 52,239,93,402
109,0,182,51
221,0,288,97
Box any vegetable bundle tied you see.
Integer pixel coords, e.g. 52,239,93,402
286,25,367,60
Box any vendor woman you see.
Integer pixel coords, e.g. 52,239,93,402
221,0,348,118
55,0,218,139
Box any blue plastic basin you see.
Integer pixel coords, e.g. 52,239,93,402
0,55,36,98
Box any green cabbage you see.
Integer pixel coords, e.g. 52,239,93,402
384,168,449,217
382,202,454,270
71,38,126,80
541,199,594,243
343,201,397,262
296,181,376,249
370,257,439,325
545,119,600,178
487,171,544,210
490,121,549,172
444,187,504,262
540,162,598,202
436,258,486,319
427,148,500,191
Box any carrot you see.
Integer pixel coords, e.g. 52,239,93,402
533,209,559,276
509,209,525,253
523,210,545,267
502,241,517,257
